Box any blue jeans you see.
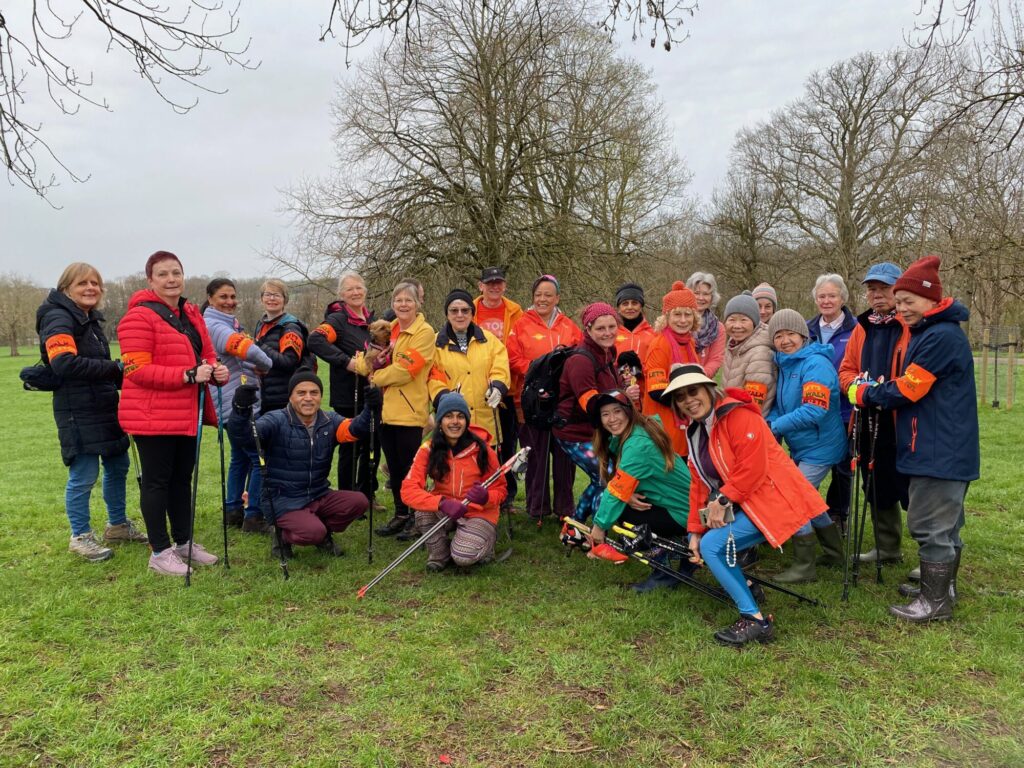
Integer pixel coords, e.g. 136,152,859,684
700,511,766,616
555,439,603,522
795,461,834,536
226,429,262,518
65,451,130,536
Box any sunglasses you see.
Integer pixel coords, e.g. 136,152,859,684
448,307,472,315
673,385,706,399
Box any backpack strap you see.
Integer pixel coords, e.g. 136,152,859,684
139,300,203,364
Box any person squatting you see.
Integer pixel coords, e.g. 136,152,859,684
35,254,979,647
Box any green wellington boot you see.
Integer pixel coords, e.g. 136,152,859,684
856,505,904,564
775,535,818,583
814,523,845,567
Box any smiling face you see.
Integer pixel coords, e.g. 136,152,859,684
692,283,714,312
773,330,805,355
479,279,506,305
392,288,418,325
66,271,103,312
587,314,619,349
148,258,184,306
756,298,775,324
289,382,322,423
447,299,474,332
339,277,367,310
599,403,630,437
532,281,560,318
209,284,238,314
617,299,643,321
261,285,285,317
440,411,468,444
865,281,896,315
815,281,843,322
667,307,695,334
725,314,755,344
673,384,713,422
895,290,938,327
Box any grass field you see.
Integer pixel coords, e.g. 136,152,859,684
1,349,1022,767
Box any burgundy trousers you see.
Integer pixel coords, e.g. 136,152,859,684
276,490,368,546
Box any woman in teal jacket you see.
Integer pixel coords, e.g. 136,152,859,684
765,309,845,583
588,390,692,592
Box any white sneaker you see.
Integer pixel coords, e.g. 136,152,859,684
69,532,114,562
173,541,218,566
149,548,191,576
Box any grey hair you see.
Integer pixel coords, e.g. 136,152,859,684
812,273,849,303
686,272,720,309
392,280,422,306
336,271,365,295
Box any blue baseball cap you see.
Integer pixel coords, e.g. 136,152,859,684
862,262,902,285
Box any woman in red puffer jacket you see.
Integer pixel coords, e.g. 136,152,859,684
118,251,228,577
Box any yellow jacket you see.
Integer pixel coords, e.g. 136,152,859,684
354,313,436,427
428,324,511,443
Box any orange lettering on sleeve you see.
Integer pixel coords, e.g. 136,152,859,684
225,332,254,358
122,351,152,376
745,380,768,407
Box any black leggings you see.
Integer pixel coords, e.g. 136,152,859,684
379,424,423,518
620,504,686,538
134,434,197,551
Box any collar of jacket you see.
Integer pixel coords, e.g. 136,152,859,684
285,404,330,430
48,288,101,325
436,322,486,349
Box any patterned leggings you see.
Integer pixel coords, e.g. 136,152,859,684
414,512,497,567
555,439,603,523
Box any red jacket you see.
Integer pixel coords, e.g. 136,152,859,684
686,393,826,548
642,330,699,456
553,336,621,443
118,290,218,436
401,426,507,526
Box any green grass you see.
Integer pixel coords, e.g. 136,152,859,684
2,348,1022,767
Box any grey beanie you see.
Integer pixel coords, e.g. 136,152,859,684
767,308,809,342
436,391,471,422
723,294,761,327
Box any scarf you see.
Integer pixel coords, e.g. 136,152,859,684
694,309,720,352
868,309,899,325
345,303,370,327
661,327,698,365
621,314,644,332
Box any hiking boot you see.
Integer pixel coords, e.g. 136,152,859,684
375,514,411,537
907,565,921,582
316,532,345,557
69,532,114,562
898,549,960,604
631,553,689,593
242,516,272,534
103,519,148,544
225,507,245,528
173,541,218,566
714,615,775,646
735,546,760,570
775,535,817,583
270,536,294,560
889,560,955,623
149,548,191,576
426,559,449,573
395,516,419,542
814,523,845,567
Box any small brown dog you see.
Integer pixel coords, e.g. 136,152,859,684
366,319,393,370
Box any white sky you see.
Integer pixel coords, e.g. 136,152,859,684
0,1,927,284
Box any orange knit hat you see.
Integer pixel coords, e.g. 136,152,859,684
662,281,697,313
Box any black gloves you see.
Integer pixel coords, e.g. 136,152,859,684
233,383,258,414
617,350,642,370
364,385,383,412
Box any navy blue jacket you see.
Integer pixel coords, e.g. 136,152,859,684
255,313,309,413
808,306,858,424
860,299,979,482
228,404,371,520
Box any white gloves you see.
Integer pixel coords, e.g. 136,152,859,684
485,386,503,409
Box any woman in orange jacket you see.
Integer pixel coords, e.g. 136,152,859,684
401,393,507,571
506,275,581,522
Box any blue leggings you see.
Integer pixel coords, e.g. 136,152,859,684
699,511,766,616
555,439,603,522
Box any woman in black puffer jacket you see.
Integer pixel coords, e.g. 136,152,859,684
255,278,309,413
36,263,147,563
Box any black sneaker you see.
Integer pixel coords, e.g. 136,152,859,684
713,615,775,647
270,537,294,560
375,515,410,537
225,507,245,528
241,516,271,534
315,533,345,557
395,516,418,542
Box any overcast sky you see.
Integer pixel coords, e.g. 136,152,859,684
1,1,928,285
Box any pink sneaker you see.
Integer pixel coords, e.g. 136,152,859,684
173,541,219,566
149,548,192,576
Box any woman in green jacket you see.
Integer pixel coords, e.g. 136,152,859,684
588,390,692,592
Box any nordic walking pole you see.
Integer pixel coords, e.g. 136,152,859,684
129,435,143,494
367,385,377,565
216,382,229,569
351,378,360,491
491,404,513,541
357,447,530,599
185,382,207,587
842,388,862,602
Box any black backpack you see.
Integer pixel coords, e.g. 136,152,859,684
521,346,601,430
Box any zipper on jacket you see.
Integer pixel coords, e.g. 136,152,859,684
910,416,918,453
400,390,415,412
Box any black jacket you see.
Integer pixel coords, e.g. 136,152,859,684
255,313,308,413
37,290,129,465
308,302,373,411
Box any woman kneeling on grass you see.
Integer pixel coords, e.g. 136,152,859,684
587,390,693,593
401,393,507,572
666,364,826,647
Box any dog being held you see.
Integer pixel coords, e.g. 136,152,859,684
366,319,393,370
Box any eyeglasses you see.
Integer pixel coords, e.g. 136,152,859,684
448,307,472,315
673,385,705,399
261,292,283,300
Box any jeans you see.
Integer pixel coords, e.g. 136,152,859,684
65,451,130,536
699,511,766,616
555,438,603,522
795,461,834,536
907,477,968,563
226,429,261,518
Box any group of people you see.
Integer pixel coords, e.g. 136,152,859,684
35,250,979,646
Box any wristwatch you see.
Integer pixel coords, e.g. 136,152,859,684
712,492,732,507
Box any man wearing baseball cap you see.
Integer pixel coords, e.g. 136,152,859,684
839,262,911,568
848,255,979,623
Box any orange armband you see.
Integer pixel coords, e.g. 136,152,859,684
45,334,77,359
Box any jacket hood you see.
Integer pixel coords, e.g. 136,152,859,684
437,322,486,348
728,322,770,355
912,297,969,331
775,340,834,369
39,288,100,326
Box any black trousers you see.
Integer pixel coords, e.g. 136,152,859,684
378,424,423,519
497,395,519,504
134,434,197,551
335,406,381,497
620,504,686,538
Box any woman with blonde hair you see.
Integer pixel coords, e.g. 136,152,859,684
255,278,309,413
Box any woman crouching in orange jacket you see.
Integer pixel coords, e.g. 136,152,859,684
401,392,507,572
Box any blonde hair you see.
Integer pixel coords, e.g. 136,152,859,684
57,263,104,304
653,307,702,333
261,278,289,305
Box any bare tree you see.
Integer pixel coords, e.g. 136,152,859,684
0,1,252,198
0,273,46,355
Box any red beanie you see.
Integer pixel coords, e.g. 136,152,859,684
893,255,942,303
581,302,617,329
662,281,697,313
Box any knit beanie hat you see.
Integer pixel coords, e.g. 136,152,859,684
751,282,778,309
289,370,323,395
767,308,809,342
662,281,697,313
615,282,645,307
444,288,475,314
581,301,617,329
723,294,761,327
435,391,471,422
893,255,942,303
